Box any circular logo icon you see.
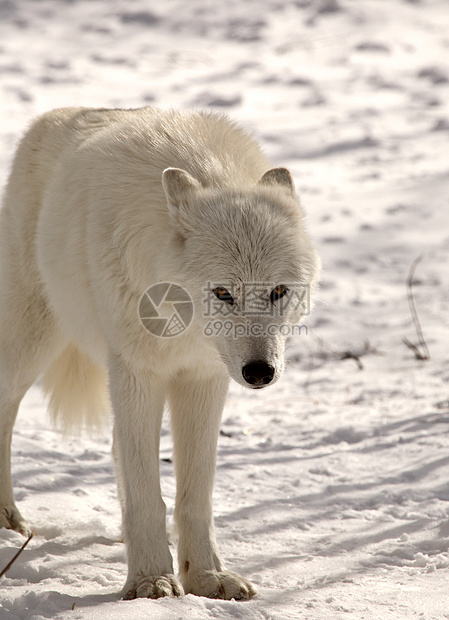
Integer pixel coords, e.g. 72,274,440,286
138,282,194,338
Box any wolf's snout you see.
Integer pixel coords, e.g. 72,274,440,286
242,361,275,388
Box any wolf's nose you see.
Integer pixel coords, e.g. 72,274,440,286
242,361,275,387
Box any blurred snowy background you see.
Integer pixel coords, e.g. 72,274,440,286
1,1,449,618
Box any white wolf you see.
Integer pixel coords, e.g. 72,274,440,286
0,107,320,600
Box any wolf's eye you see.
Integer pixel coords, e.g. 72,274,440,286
213,287,234,305
270,285,289,303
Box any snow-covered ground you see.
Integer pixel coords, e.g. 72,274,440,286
1,1,449,618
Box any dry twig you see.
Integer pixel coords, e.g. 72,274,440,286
312,335,382,370
0,530,35,578
303,340,323,405
403,254,430,360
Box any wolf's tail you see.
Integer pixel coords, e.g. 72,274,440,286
42,343,109,434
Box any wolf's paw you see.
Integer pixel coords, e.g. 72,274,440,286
182,568,257,600
0,505,31,536
122,574,184,600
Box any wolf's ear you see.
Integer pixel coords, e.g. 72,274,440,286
258,168,295,194
162,167,201,209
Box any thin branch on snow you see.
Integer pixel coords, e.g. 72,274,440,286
303,340,323,405
312,335,383,370
403,254,430,361
300,336,383,404
0,530,35,579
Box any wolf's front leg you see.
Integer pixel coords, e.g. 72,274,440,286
169,370,257,600
109,353,183,599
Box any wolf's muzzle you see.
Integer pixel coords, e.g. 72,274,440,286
242,361,275,388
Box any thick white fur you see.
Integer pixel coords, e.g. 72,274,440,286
0,107,320,599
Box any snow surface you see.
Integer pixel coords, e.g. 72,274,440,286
1,0,449,618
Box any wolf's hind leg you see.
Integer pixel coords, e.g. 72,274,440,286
0,393,32,535
0,289,65,535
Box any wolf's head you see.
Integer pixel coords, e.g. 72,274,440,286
162,166,320,389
